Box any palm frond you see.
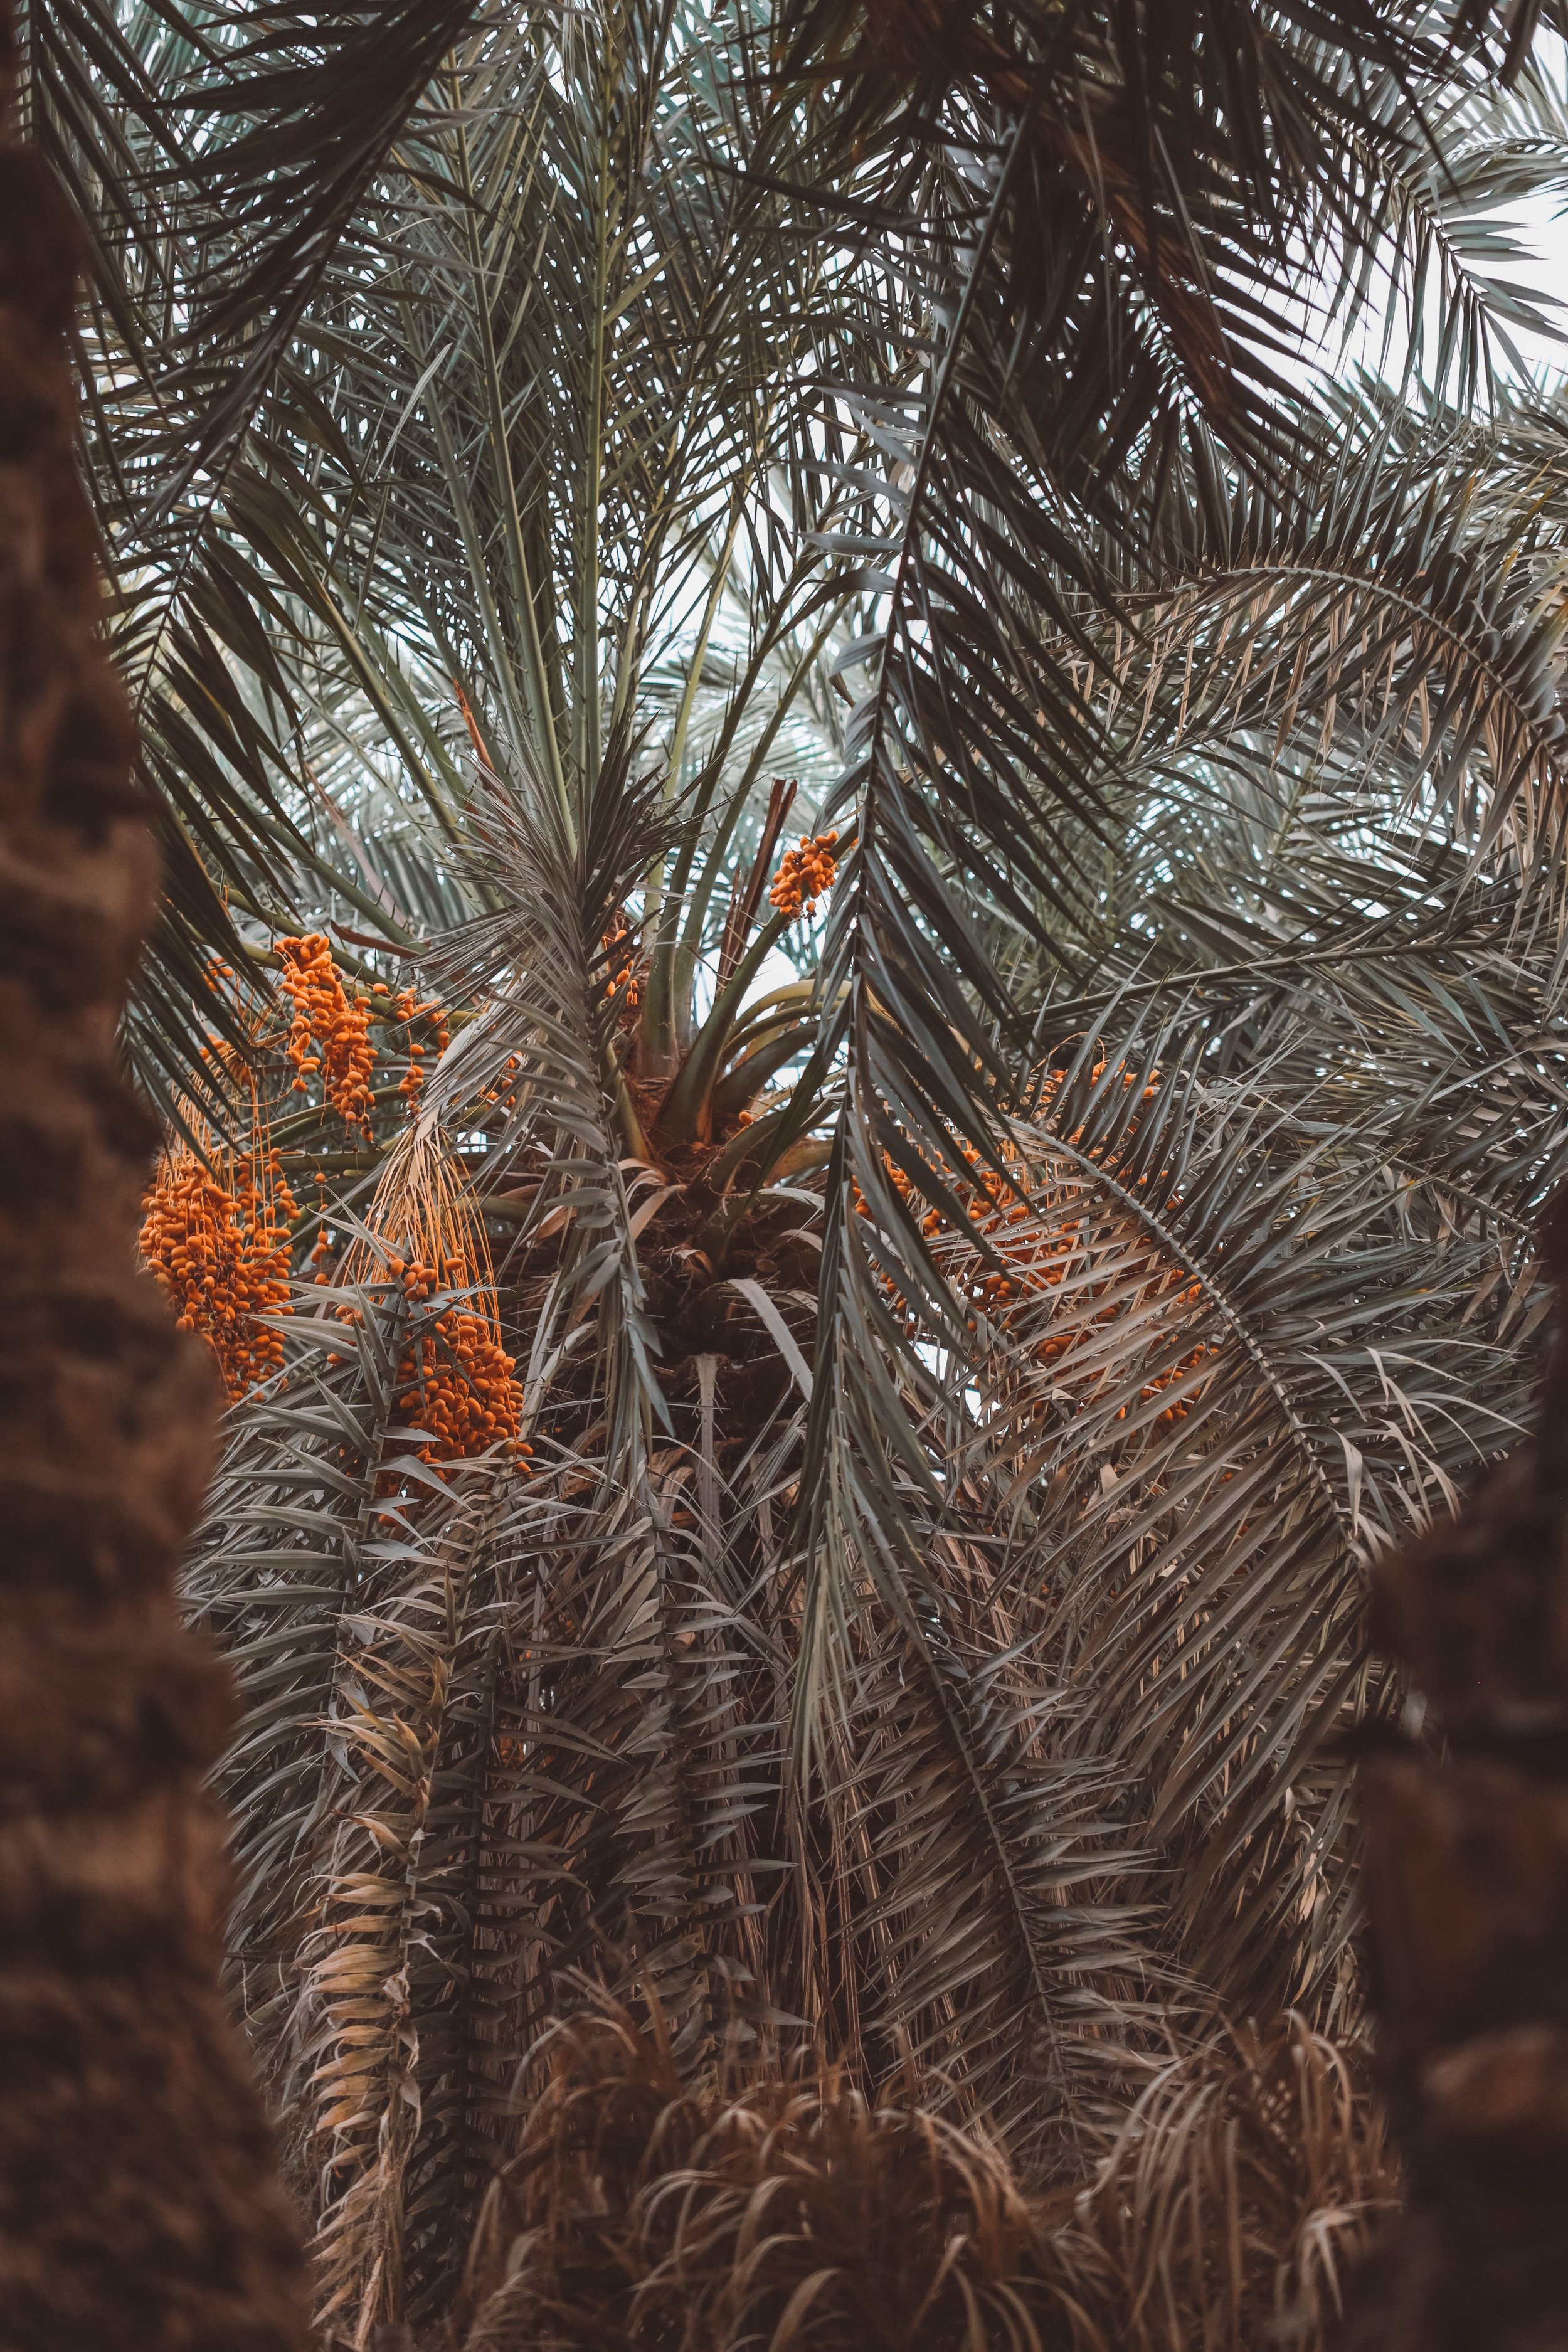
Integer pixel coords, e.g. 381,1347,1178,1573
457,1998,1397,2352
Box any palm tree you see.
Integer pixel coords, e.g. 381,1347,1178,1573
26,0,1568,2341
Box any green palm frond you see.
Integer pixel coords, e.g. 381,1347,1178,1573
19,0,493,1094
775,0,1567,467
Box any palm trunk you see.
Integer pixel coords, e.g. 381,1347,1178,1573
1338,1206,1568,2348
0,24,309,2347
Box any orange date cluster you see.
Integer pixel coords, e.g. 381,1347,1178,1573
768,830,839,920
277,934,376,1127
394,986,451,1110
601,909,643,1007
387,1253,529,1466
861,1069,1212,1427
140,1147,299,1398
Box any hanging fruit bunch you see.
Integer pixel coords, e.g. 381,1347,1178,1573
333,1130,531,1490
393,985,451,1111
477,1054,521,1114
601,909,644,1008
768,830,839,921
864,1068,1213,1428
140,1131,298,1400
386,1250,528,1469
276,933,377,1130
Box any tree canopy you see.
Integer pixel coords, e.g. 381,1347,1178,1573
23,0,1568,2337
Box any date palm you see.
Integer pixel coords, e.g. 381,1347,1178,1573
23,0,1568,2342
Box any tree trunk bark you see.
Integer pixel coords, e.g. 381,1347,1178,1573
0,22,310,2347
1337,1208,1568,2348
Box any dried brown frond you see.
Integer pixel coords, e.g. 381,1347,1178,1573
457,2002,1397,2352
460,1998,1044,2352
1044,2018,1399,2352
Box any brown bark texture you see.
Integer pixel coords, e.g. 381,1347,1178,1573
1337,1207,1568,2349
0,26,310,2350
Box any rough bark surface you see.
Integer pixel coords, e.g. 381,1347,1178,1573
1337,1208,1568,2349
0,26,310,2350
